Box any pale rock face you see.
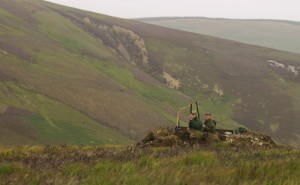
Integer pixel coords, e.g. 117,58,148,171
235,98,242,105
83,17,92,24
83,17,149,67
267,60,285,68
267,60,299,76
98,24,109,31
0,50,8,55
163,71,181,89
287,65,299,75
202,84,209,89
111,25,149,66
213,84,224,96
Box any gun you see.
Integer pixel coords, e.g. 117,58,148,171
190,103,192,114
196,101,200,118
176,104,190,130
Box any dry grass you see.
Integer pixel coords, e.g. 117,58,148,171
0,145,299,185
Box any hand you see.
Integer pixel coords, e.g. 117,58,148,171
189,114,194,120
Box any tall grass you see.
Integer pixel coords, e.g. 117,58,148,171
0,145,299,185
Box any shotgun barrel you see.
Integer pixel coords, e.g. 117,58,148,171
195,101,200,118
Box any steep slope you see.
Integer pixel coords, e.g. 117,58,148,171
1,0,300,146
126,22,300,145
138,17,300,54
0,0,189,145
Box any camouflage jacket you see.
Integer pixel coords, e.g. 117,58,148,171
204,119,217,133
189,117,203,131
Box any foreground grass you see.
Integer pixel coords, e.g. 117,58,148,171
0,145,299,185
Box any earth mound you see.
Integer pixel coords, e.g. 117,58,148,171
137,127,277,148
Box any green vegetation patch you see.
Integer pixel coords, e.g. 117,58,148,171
34,11,112,57
87,58,187,107
0,24,25,36
0,7,18,20
0,164,22,175
0,82,133,145
181,152,216,165
83,57,189,124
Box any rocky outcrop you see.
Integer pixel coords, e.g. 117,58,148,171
163,71,181,89
137,127,277,148
225,130,276,147
83,17,149,69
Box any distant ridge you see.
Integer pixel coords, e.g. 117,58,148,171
139,17,300,54
136,17,300,24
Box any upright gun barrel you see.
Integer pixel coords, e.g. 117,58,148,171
196,101,200,118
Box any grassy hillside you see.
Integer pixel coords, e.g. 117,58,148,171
124,22,300,145
0,0,189,145
0,145,300,184
1,0,300,146
138,17,300,54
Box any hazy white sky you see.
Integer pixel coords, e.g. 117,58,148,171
45,0,300,21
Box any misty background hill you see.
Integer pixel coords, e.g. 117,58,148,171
1,0,300,146
138,17,300,54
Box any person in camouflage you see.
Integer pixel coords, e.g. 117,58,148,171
188,111,203,131
203,113,216,133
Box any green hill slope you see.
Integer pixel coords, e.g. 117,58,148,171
138,17,300,54
1,0,300,146
0,0,189,145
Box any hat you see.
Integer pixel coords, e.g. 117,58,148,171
204,112,212,116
